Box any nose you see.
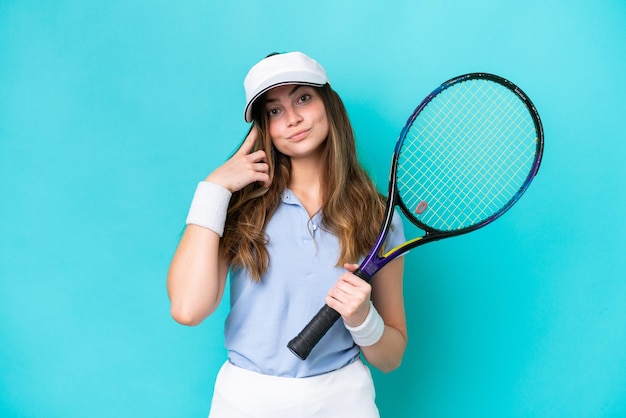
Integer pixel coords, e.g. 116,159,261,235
285,106,303,127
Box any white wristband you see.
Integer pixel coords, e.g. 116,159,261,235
345,301,385,347
185,182,232,237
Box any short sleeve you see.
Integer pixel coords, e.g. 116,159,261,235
384,210,406,251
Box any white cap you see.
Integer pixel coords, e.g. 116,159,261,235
243,52,328,122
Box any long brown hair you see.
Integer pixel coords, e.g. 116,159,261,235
222,84,385,281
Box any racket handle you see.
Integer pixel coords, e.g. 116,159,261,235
287,304,341,360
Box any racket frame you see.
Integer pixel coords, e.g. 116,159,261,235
360,72,543,278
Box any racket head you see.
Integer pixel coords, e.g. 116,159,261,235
393,73,544,236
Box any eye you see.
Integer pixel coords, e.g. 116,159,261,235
266,107,282,118
297,93,312,104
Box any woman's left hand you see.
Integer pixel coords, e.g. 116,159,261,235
325,264,372,328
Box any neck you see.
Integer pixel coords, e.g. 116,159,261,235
288,157,323,216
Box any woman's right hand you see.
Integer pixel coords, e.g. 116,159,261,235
205,127,271,192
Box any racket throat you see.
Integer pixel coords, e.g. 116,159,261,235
353,267,373,283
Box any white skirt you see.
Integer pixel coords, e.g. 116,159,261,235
208,359,379,418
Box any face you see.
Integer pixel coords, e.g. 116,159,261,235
263,84,329,161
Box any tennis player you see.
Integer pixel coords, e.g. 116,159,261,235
167,51,407,418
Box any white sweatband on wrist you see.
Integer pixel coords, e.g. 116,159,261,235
185,181,232,237
345,300,385,347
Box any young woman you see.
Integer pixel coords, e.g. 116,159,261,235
167,51,407,418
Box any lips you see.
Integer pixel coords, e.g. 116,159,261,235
287,128,311,141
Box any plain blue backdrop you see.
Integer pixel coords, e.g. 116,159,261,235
1,1,625,417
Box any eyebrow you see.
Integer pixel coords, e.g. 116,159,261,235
265,85,306,103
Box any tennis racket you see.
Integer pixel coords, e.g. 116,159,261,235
287,72,544,360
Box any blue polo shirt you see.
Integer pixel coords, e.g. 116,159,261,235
224,189,405,378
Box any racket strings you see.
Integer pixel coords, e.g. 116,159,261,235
406,118,533,229
397,78,538,231
422,91,533,226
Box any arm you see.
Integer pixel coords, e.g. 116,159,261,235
326,258,407,373
361,258,407,372
166,128,270,326
167,226,228,326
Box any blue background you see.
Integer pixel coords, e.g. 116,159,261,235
1,1,625,417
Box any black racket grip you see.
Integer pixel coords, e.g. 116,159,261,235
287,304,341,360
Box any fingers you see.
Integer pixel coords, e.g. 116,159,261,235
343,263,359,273
325,270,372,327
242,148,270,188
330,273,370,300
247,149,268,165
235,126,259,156
205,127,272,191
233,128,271,188
247,155,271,188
